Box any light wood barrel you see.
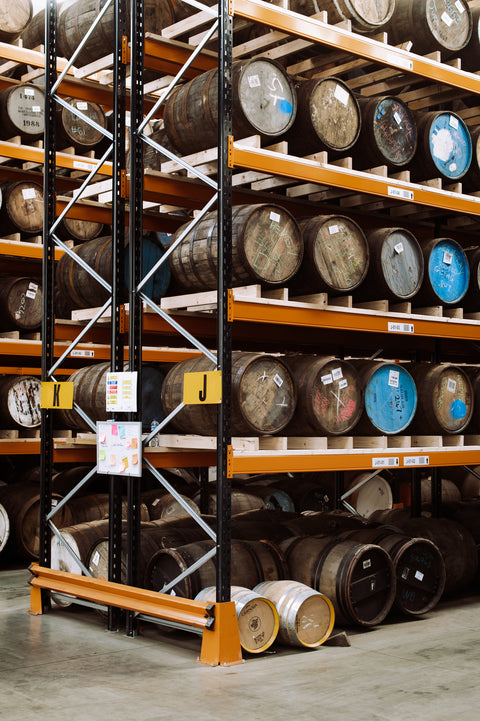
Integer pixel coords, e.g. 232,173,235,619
287,77,361,156
355,95,417,169
289,214,369,296
0,84,44,141
254,579,335,647
413,111,472,181
56,215,105,245
0,0,32,43
406,363,474,435
0,500,9,553
51,519,114,576
56,97,107,152
345,472,393,518
0,181,43,236
383,0,472,55
161,352,296,436
282,355,363,436
0,375,41,429
196,586,280,654
169,204,303,292
0,276,42,331
19,7,43,48
164,58,296,155
416,238,470,306
289,0,394,33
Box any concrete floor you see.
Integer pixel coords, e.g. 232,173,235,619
1,563,480,721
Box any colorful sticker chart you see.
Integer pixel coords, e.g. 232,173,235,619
106,371,138,412
96,420,142,477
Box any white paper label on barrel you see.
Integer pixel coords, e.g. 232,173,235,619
449,114,459,129
388,370,400,388
273,373,283,387
77,102,89,110
328,224,339,235
388,186,414,200
339,378,348,389
415,570,425,582
51,499,58,508
332,367,343,381
32,106,41,113
248,75,261,88
92,551,100,566
22,188,37,199
269,211,280,223
441,11,453,25
26,290,37,299
24,88,35,96
394,242,404,254
447,378,457,393
443,251,453,265
393,111,402,125
28,282,38,291
404,455,429,466
363,558,372,570
321,373,333,385
455,0,465,11
334,84,349,105
152,497,160,506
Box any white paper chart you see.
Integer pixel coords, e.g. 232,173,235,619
106,372,138,412
96,421,142,477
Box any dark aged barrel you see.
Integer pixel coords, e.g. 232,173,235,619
412,111,472,181
0,375,41,429
383,0,472,56
282,355,363,436
354,227,424,302
0,499,9,553
19,7,44,49
289,0,394,33
56,97,107,152
164,58,296,155
57,362,166,432
51,519,115,575
287,77,361,157
169,204,303,292
0,276,42,331
0,84,44,141
0,0,32,43
464,367,480,433
281,535,396,627
355,95,417,170
162,352,296,436
0,181,43,236
56,215,105,244
349,360,417,435
416,238,470,306
406,363,474,435
289,214,369,296
459,6,480,71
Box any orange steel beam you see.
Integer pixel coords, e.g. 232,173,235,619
232,144,480,217
234,0,480,95
51,444,217,467
229,295,480,342
144,34,218,77
0,239,63,262
28,563,243,666
55,198,186,233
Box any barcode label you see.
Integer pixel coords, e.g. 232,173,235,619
22,188,37,199
449,114,459,129
332,367,343,381
441,11,453,25
363,558,372,570
273,373,283,387
388,321,414,334
447,378,457,393
321,374,333,385
338,379,348,389
329,224,339,235
386,53,413,71
394,242,404,254
248,75,261,88
270,211,280,223
388,186,414,200
415,570,424,581
404,456,430,466
443,251,453,265
455,0,465,11
77,102,88,110
372,457,399,468
73,160,96,171
388,370,400,388
70,349,95,357
26,290,37,299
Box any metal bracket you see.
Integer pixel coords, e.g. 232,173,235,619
120,169,128,198
227,288,234,322
119,304,126,334
227,135,234,168
122,35,129,64
228,0,234,15
227,444,233,478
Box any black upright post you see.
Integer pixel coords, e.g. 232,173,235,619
216,0,233,603
108,0,127,632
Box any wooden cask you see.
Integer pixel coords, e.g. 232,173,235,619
0,0,32,43
0,375,41,429
412,111,472,181
354,227,424,302
344,472,393,518
463,126,480,192
169,204,303,292
164,58,296,155
289,0,394,33
56,215,105,244
287,77,361,157
459,6,480,71
0,84,44,141
161,352,296,436
20,6,44,49
0,181,43,236
349,360,417,435
383,0,472,56
289,214,369,296
282,355,363,435
0,500,9,554
416,238,470,306
0,276,42,331
355,95,417,169
464,367,480,433
406,363,474,435
56,97,107,152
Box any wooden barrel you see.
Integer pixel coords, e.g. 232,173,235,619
282,510,369,536
289,0,394,33
126,128,181,172
56,215,105,245
237,485,296,513
161,352,296,436
406,363,474,435
19,7,43,49
354,227,424,302
0,481,72,560
412,111,472,181
0,375,41,429
193,489,267,516
287,77,361,157
419,476,462,506
0,84,44,141
273,480,335,514
281,535,396,626
0,0,32,43
0,276,42,331
383,0,472,55
457,465,480,498
55,234,171,310
57,361,166,432
164,58,297,155
254,579,335,647
147,538,287,597
460,247,480,311
416,238,470,306
345,472,393,518
50,519,115,576
289,215,369,296
196,585,280,654
459,6,480,71
0,181,43,236
56,97,107,152
66,493,149,526
463,127,480,192
282,355,363,436
348,360,417,435
146,493,200,522
464,367,480,433
169,204,303,292
0,500,9,553
355,95,417,169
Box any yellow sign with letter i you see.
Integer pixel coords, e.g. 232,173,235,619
183,370,222,405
